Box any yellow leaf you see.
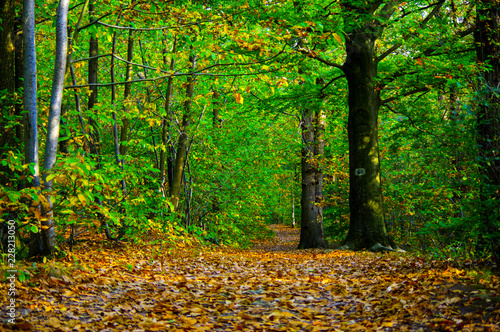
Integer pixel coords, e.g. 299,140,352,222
332,32,342,44
234,93,244,104
180,316,197,325
78,193,87,206
238,312,256,320
45,173,56,182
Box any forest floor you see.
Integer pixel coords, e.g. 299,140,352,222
1,224,500,331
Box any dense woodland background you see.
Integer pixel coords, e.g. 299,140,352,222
0,0,499,265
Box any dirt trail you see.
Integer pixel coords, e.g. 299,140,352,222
252,224,300,252
1,225,500,331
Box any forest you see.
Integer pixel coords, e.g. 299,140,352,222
0,0,500,330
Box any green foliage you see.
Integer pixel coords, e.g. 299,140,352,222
1,0,498,262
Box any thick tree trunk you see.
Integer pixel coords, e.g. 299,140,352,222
474,0,500,263
297,108,326,249
341,28,394,251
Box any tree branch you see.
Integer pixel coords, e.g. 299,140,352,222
382,101,446,146
299,49,344,70
377,0,445,62
381,87,429,104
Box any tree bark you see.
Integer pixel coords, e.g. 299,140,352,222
340,3,396,251
170,54,196,211
22,0,39,188
24,0,41,257
14,15,24,148
0,0,17,182
212,90,223,129
297,108,326,249
160,39,176,194
474,0,500,263
120,29,134,157
88,1,101,160
36,0,70,256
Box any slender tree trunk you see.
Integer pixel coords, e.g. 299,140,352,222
0,0,17,183
170,54,196,211
110,12,127,197
14,15,24,149
474,0,500,263
35,0,70,256
212,90,222,129
0,0,16,140
138,40,159,170
85,1,115,240
88,1,101,160
120,30,134,157
160,39,176,194
23,0,40,186
24,0,39,256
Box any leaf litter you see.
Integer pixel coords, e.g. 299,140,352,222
1,224,500,331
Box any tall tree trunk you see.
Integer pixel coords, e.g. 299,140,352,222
22,0,38,182
24,0,41,257
297,108,326,249
14,15,24,149
340,4,396,251
160,39,176,194
170,54,196,211
120,30,134,157
88,1,101,160
110,11,127,197
35,0,70,256
474,0,500,263
0,0,17,183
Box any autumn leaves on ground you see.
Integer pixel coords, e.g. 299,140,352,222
2,225,500,332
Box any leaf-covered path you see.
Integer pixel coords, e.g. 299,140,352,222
2,225,500,331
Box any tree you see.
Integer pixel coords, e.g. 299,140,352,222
278,0,449,251
474,0,500,263
23,0,41,256
297,106,327,248
0,0,17,165
170,53,196,211
29,0,70,256
338,2,399,251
